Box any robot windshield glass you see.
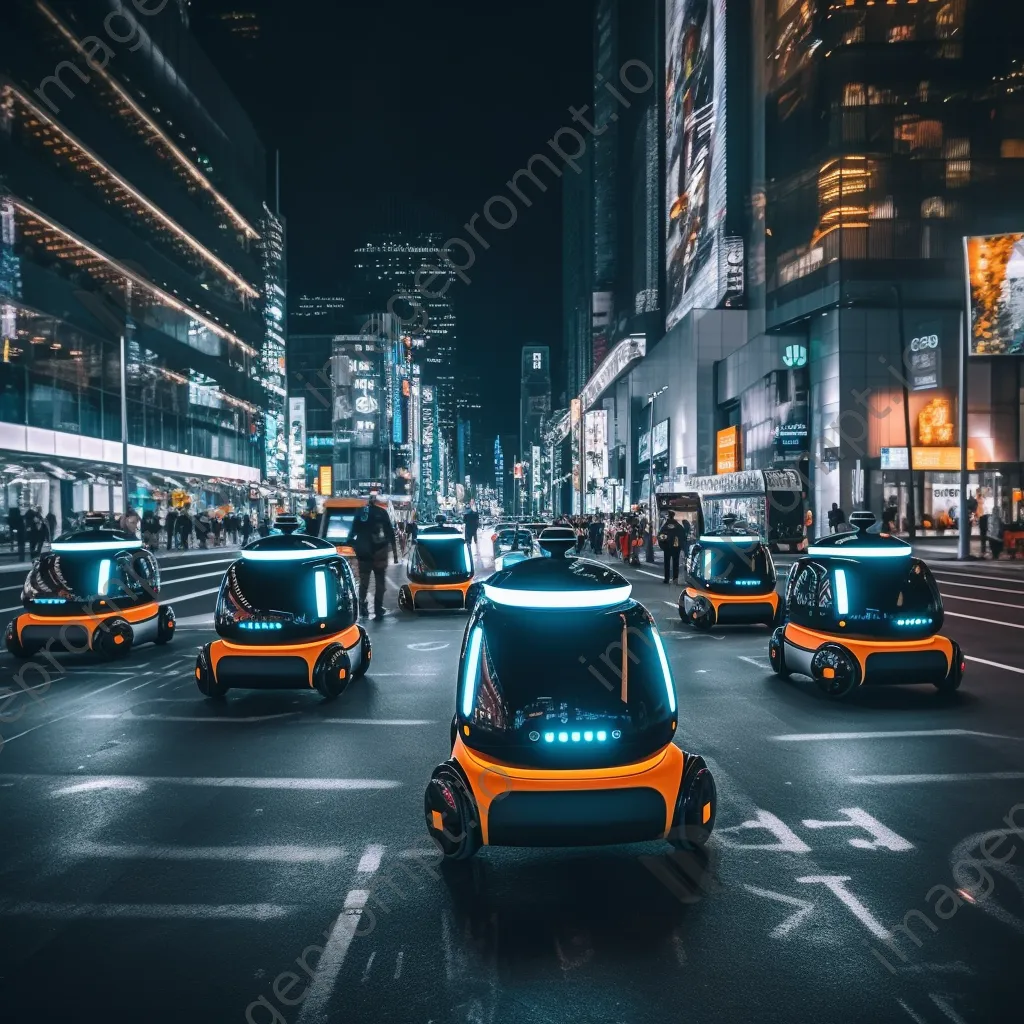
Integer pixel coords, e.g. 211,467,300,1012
461,601,676,769
787,556,943,641
215,556,356,643
25,540,159,612
409,536,473,581
689,541,775,592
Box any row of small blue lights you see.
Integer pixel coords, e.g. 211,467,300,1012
33,597,67,604
895,617,933,627
734,579,761,586
240,621,283,631
539,729,621,743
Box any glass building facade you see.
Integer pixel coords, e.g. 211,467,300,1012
0,0,277,522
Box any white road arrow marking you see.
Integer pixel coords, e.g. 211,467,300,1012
796,875,890,940
715,808,812,852
801,807,914,851
407,641,450,652
742,885,815,938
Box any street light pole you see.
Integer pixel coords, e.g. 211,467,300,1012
119,332,129,521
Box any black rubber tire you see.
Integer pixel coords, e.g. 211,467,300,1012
155,605,176,644
689,596,715,631
424,761,481,862
313,643,351,700
768,626,790,678
4,618,37,659
398,585,413,613
812,643,860,698
350,627,371,681
195,642,229,699
934,640,964,694
669,754,717,850
93,618,133,659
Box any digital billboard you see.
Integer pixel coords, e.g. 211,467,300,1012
288,397,306,491
666,0,731,329
964,233,1024,355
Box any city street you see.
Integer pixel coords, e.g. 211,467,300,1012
1,542,1022,1024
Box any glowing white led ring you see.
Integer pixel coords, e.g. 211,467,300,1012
481,583,632,609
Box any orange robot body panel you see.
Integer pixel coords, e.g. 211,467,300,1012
210,623,362,686
451,734,684,845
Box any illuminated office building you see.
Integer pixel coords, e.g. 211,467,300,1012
760,0,1024,526
0,0,278,522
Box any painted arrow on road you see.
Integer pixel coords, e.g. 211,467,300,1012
742,884,815,938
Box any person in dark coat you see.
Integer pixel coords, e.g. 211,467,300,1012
658,510,686,584
165,509,177,550
350,496,399,620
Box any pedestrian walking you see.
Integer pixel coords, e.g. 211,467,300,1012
350,495,399,621
658,510,685,584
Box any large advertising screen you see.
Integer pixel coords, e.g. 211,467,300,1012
288,397,306,491
965,233,1024,355
666,0,730,329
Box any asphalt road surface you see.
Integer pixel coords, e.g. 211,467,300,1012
1,539,1022,1024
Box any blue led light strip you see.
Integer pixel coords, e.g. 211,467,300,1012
461,625,483,717
650,629,676,715
481,583,632,610
240,548,334,562
807,545,909,558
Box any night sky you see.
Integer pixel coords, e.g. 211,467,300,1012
203,0,594,437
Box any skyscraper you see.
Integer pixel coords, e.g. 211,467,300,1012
520,347,552,484
0,0,275,520
351,234,458,451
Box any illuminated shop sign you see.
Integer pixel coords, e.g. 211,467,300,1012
716,426,740,474
579,335,646,411
782,343,807,368
652,418,669,457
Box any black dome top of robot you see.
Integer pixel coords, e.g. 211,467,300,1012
51,528,142,550
483,552,631,607
271,514,305,535
538,526,577,558
418,525,464,538
240,531,336,559
806,510,911,557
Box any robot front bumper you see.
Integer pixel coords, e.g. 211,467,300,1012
426,736,716,852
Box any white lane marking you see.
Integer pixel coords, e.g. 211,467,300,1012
739,655,772,669
936,578,1024,595
151,570,229,590
964,654,1024,676
360,951,376,983
897,999,928,1024
0,676,135,744
662,601,678,608
796,875,890,940
72,842,346,863
393,950,404,980
635,569,662,579
357,844,384,874
53,777,149,796
0,681,48,703
296,889,369,1024
366,672,440,677
83,712,299,723
771,729,1022,742
932,569,1024,585
742,885,815,938
801,808,914,851
301,719,436,727
850,772,1024,785
172,614,213,627
159,558,234,573
28,774,403,792
407,641,449,652
944,609,1024,630
928,993,970,1024
0,901,294,920
941,592,1024,610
